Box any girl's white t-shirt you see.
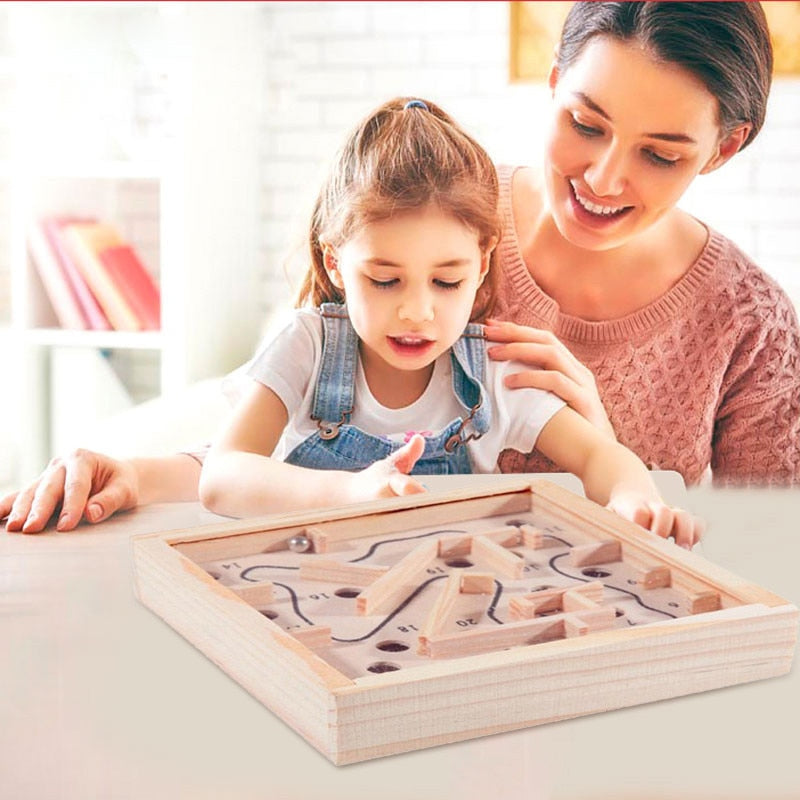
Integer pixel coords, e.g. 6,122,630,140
243,308,565,473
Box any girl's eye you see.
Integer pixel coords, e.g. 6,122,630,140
570,117,602,137
644,149,679,168
434,279,463,291
369,278,399,289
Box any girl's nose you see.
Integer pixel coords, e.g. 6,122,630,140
398,290,435,323
583,144,626,198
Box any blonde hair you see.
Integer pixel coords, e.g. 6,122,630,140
296,97,502,322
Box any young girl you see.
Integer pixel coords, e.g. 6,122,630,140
199,97,700,548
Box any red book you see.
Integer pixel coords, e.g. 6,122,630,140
97,244,161,331
42,217,111,331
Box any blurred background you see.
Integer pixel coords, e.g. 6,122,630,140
1,1,798,492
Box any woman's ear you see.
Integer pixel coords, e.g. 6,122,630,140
547,49,560,94
700,124,751,175
322,246,344,290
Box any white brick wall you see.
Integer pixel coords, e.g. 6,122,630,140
256,1,800,331
1,2,799,338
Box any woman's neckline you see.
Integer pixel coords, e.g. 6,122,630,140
496,164,723,344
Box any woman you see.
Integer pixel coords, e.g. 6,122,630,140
4,1,798,533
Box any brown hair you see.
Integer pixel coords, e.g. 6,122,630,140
296,97,502,322
556,2,773,149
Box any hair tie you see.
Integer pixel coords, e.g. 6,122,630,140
404,99,428,111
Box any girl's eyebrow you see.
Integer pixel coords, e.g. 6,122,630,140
571,91,697,145
363,258,473,268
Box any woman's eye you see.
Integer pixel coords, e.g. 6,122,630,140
369,277,399,289
570,117,602,137
434,279,463,291
644,149,679,168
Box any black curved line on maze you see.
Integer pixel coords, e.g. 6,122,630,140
238,528,470,581
272,582,316,626
331,575,450,642
240,564,299,582
347,528,469,563
548,552,677,619
487,580,505,624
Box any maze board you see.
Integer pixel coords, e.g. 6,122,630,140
132,479,799,765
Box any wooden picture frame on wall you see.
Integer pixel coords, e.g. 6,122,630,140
509,1,800,83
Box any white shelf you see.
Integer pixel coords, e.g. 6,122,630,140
23,328,164,350
5,4,264,482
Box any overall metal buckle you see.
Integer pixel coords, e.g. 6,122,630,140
314,409,352,441
444,400,483,453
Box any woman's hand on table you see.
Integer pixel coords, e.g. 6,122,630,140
1,449,140,533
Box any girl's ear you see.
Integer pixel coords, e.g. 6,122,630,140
700,124,751,175
322,246,344,290
479,236,498,284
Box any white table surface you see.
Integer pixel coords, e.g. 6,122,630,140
1,473,798,800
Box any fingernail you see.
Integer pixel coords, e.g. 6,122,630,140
87,504,102,522
57,513,71,530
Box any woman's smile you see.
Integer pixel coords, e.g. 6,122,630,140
568,180,633,227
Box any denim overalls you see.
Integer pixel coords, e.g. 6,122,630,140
284,304,492,475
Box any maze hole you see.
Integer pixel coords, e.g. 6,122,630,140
335,587,361,598
505,519,527,527
446,558,473,568
376,640,409,653
367,662,401,673
529,585,555,592
582,568,611,579
615,608,625,617
260,609,278,620
208,572,221,580
537,609,560,617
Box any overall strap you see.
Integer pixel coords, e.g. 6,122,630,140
310,303,358,439
447,323,492,447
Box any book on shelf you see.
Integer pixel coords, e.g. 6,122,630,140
98,244,161,331
40,216,112,331
28,216,162,334
27,220,89,330
60,222,142,332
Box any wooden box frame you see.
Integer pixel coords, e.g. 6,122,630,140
131,480,798,765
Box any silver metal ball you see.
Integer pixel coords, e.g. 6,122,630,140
288,534,311,553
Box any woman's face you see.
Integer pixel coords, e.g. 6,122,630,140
544,36,735,252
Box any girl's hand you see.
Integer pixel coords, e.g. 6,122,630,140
485,319,615,438
1,449,140,533
606,490,704,549
345,435,427,503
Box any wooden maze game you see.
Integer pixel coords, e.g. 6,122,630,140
132,480,799,765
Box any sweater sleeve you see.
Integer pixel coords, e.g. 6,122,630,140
711,289,800,486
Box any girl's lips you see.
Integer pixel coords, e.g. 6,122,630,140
387,336,435,358
568,181,633,228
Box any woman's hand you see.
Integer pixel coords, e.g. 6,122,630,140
1,449,140,533
606,490,704,549
345,435,428,504
485,319,615,438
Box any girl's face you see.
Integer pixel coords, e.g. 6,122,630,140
325,205,491,379
544,36,742,252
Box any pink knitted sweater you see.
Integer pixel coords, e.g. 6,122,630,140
494,166,800,486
